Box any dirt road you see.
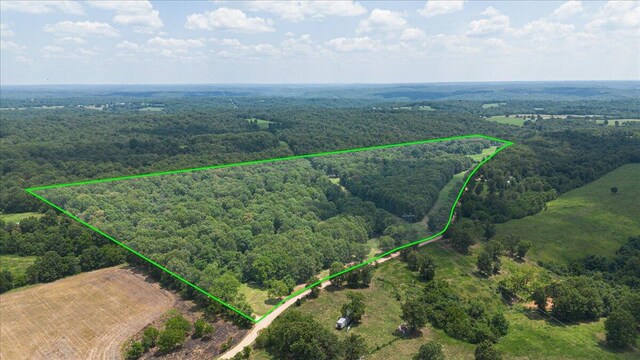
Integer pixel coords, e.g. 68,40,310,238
219,235,442,359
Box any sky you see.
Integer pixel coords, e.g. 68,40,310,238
1,0,639,84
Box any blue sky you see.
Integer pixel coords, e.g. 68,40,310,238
1,1,638,84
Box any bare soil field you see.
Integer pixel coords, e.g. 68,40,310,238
0,266,175,360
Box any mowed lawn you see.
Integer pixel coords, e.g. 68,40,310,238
497,163,640,264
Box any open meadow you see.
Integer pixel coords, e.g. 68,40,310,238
278,239,639,359
484,116,525,126
497,163,640,264
0,212,44,223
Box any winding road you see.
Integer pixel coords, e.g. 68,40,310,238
219,235,443,359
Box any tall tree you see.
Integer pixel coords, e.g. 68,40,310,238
418,254,437,282
413,342,445,360
474,341,502,360
342,292,366,323
477,251,493,276
483,222,497,241
605,308,638,348
342,334,367,360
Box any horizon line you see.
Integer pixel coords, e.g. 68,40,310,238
2,79,640,87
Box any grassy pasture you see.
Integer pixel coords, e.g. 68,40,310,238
597,119,640,126
246,118,274,129
418,105,434,111
0,212,43,223
0,255,36,278
239,283,272,315
139,107,164,112
485,116,525,126
497,163,640,264
468,145,498,162
82,105,104,110
482,102,506,109
286,240,636,359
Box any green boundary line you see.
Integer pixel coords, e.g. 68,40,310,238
25,134,513,324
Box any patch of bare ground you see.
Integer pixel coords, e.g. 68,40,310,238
129,300,248,360
0,266,175,360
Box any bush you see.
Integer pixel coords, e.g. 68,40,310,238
605,308,638,348
157,328,186,353
142,326,159,350
193,318,214,339
165,313,191,333
475,341,502,360
414,342,445,360
125,341,144,360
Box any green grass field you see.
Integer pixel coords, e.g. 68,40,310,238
482,103,506,109
425,171,466,226
597,119,640,126
283,240,637,359
0,255,36,278
246,118,274,129
0,212,43,223
468,146,498,162
485,116,525,126
418,105,434,111
239,283,273,316
497,164,640,264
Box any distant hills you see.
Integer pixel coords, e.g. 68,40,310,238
2,81,638,101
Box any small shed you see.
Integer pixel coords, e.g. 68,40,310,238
336,316,351,330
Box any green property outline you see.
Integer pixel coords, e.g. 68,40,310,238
25,133,513,324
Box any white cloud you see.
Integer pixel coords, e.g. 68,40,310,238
326,36,382,52
44,21,119,38
419,1,464,17
1,23,15,37
88,1,163,33
41,45,64,53
147,37,205,49
116,40,141,51
115,39,208,63
246,1,366,22
41,44,98,60
550,1,583,20
357,9,407,34
467,6,511,36
54,36,86,45
400,27,426,41
0,39,27,51
186,8,274,33
280,34,316,57
514,19,575,39
585,1,640,32
210,38,281,59
0,0,84,15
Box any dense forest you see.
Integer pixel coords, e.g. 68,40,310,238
312,140,484,221
30,140,485,314
461,132,640,223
